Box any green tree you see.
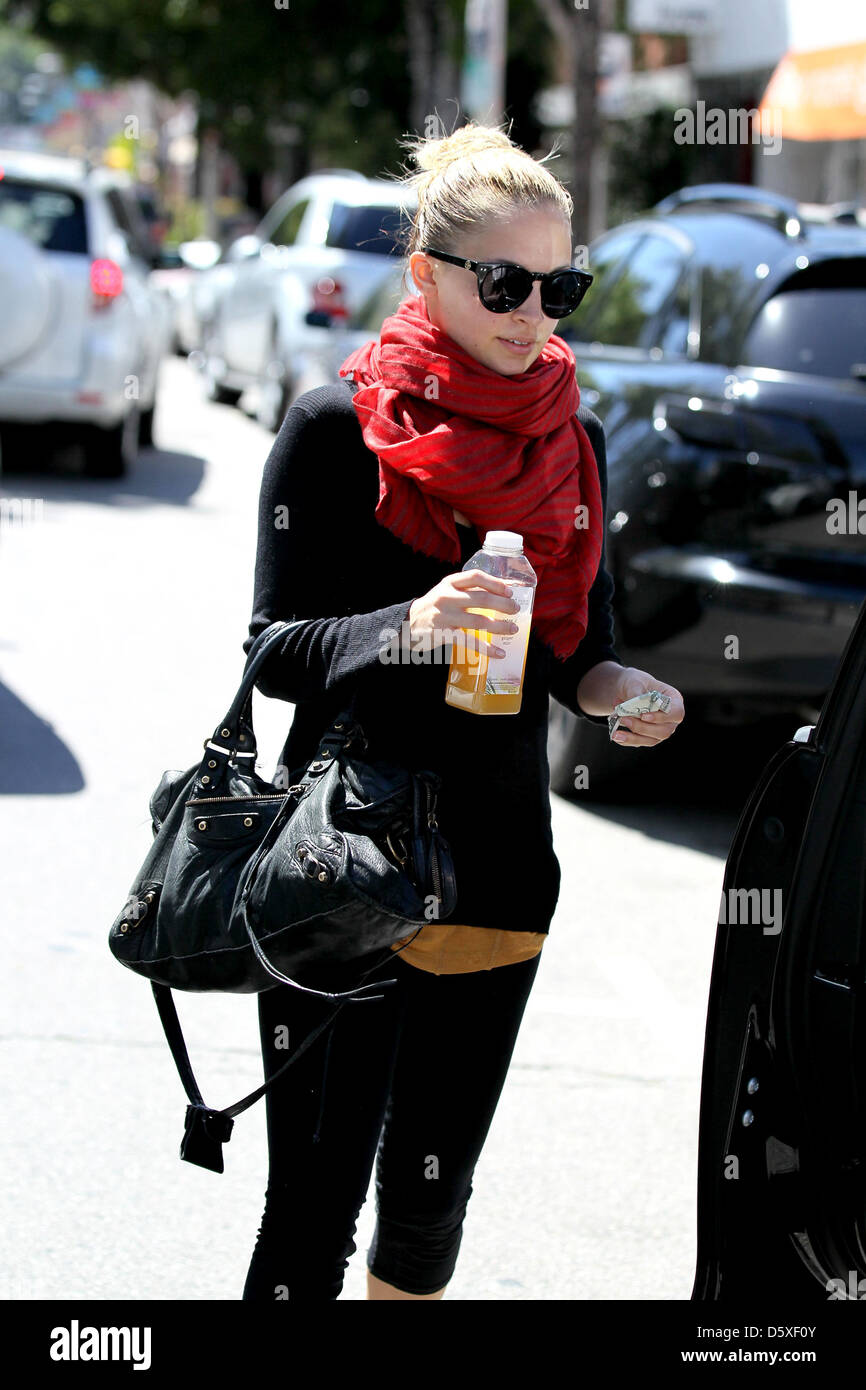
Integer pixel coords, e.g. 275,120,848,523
2,0,560,210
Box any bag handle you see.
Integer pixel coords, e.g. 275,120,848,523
195,620,307,794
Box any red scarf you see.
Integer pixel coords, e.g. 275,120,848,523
338,293,603,660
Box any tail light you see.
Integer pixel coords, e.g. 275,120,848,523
311,275,348,320
90,258,124,309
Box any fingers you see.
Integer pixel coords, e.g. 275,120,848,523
453,610,519,636
451,568,513,595
413,571,522,661
450,570,519,614
611,712,683,747
445,621,512,659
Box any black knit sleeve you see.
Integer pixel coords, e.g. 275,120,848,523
243,392,416,703
546,408,622,724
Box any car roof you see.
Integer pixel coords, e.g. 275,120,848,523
279,170,415,208
0,147,146,200
630,184,866,267
661,209,866,260
0,147,89,187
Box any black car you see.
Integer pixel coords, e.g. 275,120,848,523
692,588,866,1300
548,183,866,796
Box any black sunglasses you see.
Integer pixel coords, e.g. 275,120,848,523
423,247,593,319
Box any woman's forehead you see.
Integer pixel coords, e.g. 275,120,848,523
460,209,572,264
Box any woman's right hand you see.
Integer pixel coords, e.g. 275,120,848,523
408,569,521,659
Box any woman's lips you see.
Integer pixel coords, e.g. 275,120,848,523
497,337,535,355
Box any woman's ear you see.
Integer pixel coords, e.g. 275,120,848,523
409,250,437,296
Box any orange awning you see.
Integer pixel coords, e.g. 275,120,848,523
757,40,866,141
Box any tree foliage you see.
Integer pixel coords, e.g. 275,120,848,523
1,0,415,178
1,0,559,196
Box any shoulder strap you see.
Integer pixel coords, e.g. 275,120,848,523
150,933,409,1172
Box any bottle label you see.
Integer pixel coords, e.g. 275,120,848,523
484,586,534,695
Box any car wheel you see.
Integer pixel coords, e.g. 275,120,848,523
255,325,293,433
255,370,292,434
203,369,242,406
138,401,156,448
547,698,640,799
200,338,242,406
81,408,139,479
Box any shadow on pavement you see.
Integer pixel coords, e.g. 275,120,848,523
0,426,206,508
0,678,84,794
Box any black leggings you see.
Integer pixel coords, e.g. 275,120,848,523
242,945,542,1300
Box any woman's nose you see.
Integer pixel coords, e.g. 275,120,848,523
512,281,546,326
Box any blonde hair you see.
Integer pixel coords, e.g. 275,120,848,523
392,117,573,259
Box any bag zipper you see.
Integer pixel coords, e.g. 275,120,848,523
185,789,304,806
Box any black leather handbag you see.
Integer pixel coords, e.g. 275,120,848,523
108,618,456,1171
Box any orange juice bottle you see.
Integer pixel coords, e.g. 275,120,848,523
445,531,538,715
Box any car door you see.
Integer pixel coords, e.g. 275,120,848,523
692,592,866,1299
221,194,311,374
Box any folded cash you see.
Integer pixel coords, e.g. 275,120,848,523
608,689,671,738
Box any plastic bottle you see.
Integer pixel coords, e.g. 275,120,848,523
445,530,538,715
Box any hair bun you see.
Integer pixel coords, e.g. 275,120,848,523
391,117,572,260
412,121,518,182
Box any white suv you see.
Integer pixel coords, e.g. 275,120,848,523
0,149,172,477
199,170,415,431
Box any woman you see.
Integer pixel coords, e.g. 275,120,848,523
241,121,684,1301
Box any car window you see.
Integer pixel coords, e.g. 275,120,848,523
556,227,645,339
269,198,310,247
325,203,409,256
0,179,88,253
576,233,688,349
656,272,693,356
741,286,866,379
104,188,151,260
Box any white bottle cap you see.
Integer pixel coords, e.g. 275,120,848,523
483,530,523,551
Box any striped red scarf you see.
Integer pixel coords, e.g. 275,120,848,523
338,292,603,660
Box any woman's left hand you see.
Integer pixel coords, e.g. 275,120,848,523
608,666,684,748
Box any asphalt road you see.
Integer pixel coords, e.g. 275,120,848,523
0,356,757,1301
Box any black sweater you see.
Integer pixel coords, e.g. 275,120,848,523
244,379,622,934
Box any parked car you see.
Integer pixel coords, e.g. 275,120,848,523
0,148,173,476
149,237,222,355
198,170,415,431
692,590,866,1299
545,183,866,794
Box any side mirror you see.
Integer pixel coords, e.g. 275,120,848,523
653,395,742,450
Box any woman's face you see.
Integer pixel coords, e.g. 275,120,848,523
409,205,574,376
